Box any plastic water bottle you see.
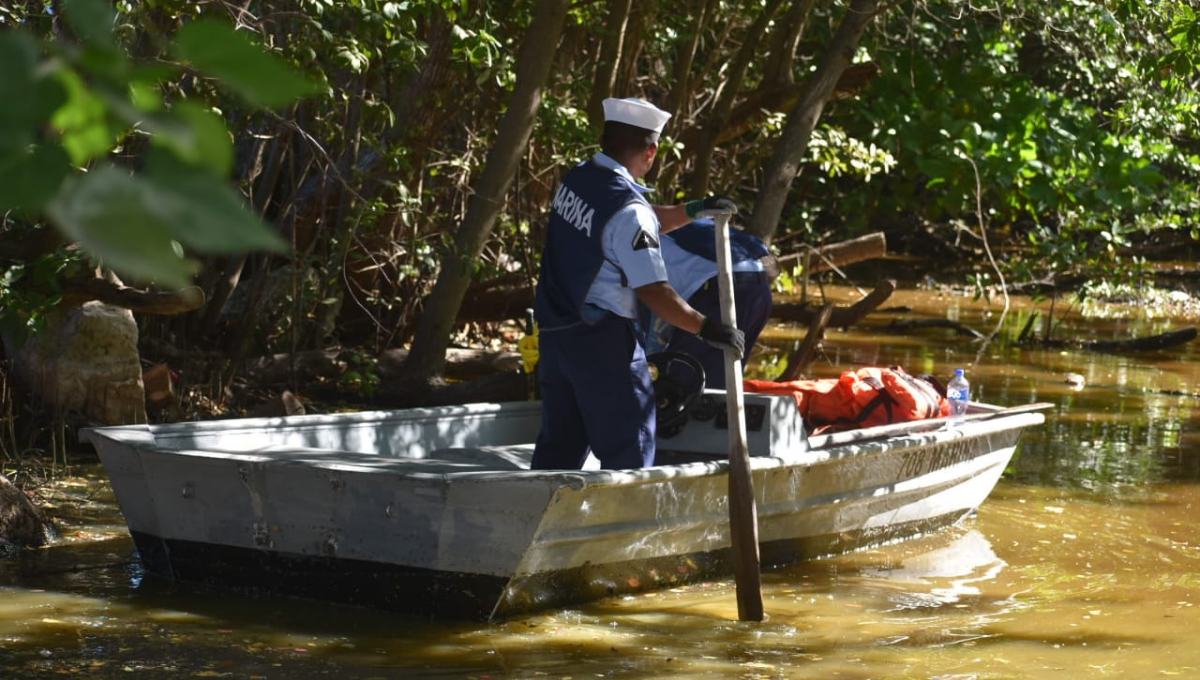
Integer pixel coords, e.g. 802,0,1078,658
947,369,970,425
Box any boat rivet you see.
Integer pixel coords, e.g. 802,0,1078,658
253,522,272,549
181,482,194,499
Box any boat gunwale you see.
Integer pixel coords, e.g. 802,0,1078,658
81,410,1046,488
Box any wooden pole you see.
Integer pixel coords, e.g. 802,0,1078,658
713,212,764,621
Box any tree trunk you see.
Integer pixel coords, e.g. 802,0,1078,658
198,115,294,337
614,1,656,98
745,0,885,244
587,0,634,128
399,0,571,385
672,61,880,152
663,0,714,118
650,0,726,191
690,0,785,196
390,12,456,160
762,0,817,86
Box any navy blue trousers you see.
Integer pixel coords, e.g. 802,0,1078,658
665,272,773,389
532,313,656,470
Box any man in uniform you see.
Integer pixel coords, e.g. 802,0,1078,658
531,97,744,470
646,218,776,389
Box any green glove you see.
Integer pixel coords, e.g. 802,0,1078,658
685,195,738,219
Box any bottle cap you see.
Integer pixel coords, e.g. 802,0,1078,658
955,368,964,376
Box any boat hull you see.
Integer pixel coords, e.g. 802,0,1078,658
81,397,1041,619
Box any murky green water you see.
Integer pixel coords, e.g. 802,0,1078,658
4,286,1200,679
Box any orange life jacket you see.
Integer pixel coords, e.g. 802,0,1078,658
745,366,950,433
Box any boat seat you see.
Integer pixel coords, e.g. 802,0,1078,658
426,445,534,470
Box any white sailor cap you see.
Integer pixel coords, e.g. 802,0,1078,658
602,97,671,134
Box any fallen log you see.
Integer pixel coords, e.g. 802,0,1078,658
240,348,529,410
1083,327,1198,352
378,347,521,376
60,277,206,315
244,347,522,386
770,279,896,327
777,303,833,382
1032,327,1198,353
459,286,535,325
417,371,527,407
777,232,886,275
883,318,986,339
371,371,528,409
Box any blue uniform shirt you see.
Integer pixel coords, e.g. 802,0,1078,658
534,152,668,329
582,153,667,321
646,220,770,354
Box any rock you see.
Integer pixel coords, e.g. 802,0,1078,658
0,474,52,550
248,390,307,418
7,301,147,425
143,362,175,411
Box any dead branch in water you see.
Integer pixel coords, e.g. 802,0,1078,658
1029,327,1198,353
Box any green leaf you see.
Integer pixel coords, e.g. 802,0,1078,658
129,62,180,94
62,0,116,49
144,150,287,253
46,167,199,288
142,101,235,176
128,79,164,112
0,32,68,154
172,19,320,108
51,68,117,164
0,143,71,216
76,43,131,83
47,160,287,287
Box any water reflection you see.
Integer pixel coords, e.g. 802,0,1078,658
4,285,1200,678
5,484,1200,678
862,529,1007,609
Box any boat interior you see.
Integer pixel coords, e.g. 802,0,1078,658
91,389,809,475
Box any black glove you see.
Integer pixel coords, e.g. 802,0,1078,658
685,195,738,218
698,316,746,356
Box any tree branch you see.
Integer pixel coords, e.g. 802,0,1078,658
60,278,206,315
